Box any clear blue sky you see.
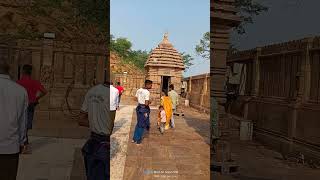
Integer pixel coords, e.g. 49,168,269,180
111,0,210,77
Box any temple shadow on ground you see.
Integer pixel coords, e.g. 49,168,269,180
183,107,210,145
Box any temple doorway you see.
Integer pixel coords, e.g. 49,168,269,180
161,76,171,94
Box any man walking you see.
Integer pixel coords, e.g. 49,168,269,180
168,84,179,128
110,82,120,127
116,82,124,104
0,61,28,180
132,80,152,144
78,80,118,180
17,64,47,153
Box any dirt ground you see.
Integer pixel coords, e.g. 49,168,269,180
212,137,320,180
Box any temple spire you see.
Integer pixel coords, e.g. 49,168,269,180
164,32,169,40
160,31,172,47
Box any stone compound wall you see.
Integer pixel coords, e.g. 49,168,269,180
112,73,145,96
184,73,210,113
227,37,320,161
0,37,107,122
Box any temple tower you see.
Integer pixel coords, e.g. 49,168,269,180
145,33,185,103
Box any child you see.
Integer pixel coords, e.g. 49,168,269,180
158,106,166,134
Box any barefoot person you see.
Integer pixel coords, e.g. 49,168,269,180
168,84,179,128
17,64,47,153
132,80,153,144
157,106,166,134
78,80,119,180
160,90,173,130
0,61,28,180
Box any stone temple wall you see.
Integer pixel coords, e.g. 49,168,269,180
145,66,183,105
227,37,320,161
0,37,107,123
184,73,210,113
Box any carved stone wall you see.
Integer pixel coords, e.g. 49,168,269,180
227,37,320,161
0,37,107,123
184,73,210,113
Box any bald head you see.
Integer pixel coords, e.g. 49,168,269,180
0,61,10,74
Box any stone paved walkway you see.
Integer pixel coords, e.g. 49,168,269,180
17,136,86,180
122,108,210,180
111,105,135,180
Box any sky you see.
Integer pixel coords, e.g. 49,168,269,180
110,0,210,77
232,0,320,50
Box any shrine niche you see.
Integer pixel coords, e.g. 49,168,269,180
144,33,185,103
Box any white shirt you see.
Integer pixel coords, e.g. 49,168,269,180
0,74,28,154
110,85,119,111
160,110,166,123
81,84,109,135
135,88,150,105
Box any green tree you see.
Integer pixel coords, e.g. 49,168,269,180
235,0,268,34
110,37,132,59
181,52,194,70
126,50,149,70
195,32,210,60
111,35,150,70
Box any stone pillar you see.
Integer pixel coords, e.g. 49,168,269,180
302,38,314,103
211,0,241,170
252,48,261,97
211,0,240,134
211,27,230,125
40,39,54,87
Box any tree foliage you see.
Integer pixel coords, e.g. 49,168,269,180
110,35,132,59
195,32,210,60
235,0,268,34
110,35,149,70
181,52,194,70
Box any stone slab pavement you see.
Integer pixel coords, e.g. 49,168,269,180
122,108,210,180
17,136,86,180
111,105,135,180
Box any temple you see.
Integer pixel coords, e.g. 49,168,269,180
145,33,185,103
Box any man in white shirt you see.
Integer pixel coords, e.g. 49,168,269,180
110,82,119,130
0,61,28,180
168,84,179,128
132,80,153,144
78,80,118,180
